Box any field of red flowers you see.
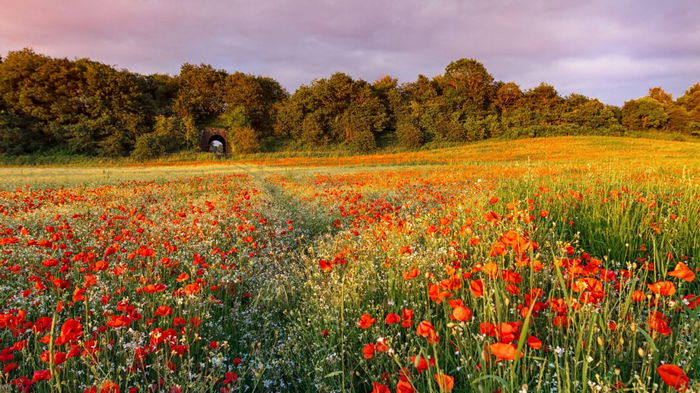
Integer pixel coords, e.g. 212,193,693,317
1,137,699,393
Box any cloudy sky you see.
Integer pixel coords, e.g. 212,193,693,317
1,0,698,105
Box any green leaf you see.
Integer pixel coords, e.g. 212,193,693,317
470,374,510,389
637,327,659,353
324,371,343,379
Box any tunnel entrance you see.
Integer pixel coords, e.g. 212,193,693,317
208,136,226,153
200,127,231,154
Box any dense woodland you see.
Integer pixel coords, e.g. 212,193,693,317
0,49,698,158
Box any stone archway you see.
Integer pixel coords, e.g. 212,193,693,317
200,128,231,154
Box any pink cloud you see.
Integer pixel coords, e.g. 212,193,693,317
0,0,698,105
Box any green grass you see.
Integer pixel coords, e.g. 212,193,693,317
2,132,697,168
0,136,698,393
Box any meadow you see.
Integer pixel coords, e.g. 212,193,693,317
0,136,699,393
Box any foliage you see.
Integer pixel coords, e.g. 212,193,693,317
0,49,153,156
223,72,287,137
173,63,227,124
395,118,423,148
441,58,495,116
131,132,167,160
0,49,699,158
131,115,194,160
273,72,386,151
228,126,261,153
621,97,669,130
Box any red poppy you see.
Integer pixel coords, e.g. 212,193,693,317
489,242,507,256
482,262,499,278
396,381,415,393
358,313,376,329
184,283,201,295
401,308,414,327
223,371,238,385
668,262,695,282
100,381,120,393
371,382,391,393
411,355,435,372
363,343,375,359
385,313,401,325
489,343,521,361
631,290,646,302
527,335,542,350
451,306,472,322
3,362,18,374
403,268,420,281
32,370,51,382
647,311,672,336
657,364,689,392
648,281,676,296
72,287,86,302
106,315,131,328
56,318,83,346
155,306,173,317
319,259,332,272
416,320,439,343
434,373,454,392
469,279,484,298
428,283,451,304
375,338,389,352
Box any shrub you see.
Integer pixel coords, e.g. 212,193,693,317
131,133,166,160
301,114,327,146
347,126,377,153
396,119,423,148
229,126,261,153
621,97,669,130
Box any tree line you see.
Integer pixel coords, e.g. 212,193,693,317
0,49,698,158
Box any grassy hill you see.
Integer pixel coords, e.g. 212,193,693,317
1,136,699,190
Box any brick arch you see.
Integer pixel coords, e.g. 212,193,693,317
200,128,231,153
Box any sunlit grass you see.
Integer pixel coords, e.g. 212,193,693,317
0,136,698,393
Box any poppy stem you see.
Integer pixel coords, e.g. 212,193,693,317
340,271,347,393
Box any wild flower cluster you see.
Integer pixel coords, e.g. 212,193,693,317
1,148,699,393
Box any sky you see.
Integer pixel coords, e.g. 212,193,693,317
1,0,698,106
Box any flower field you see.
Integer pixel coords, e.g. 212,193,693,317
1,136,699,393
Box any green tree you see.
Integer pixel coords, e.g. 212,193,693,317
173,63,227,125
400,74,438,108
301,113,327,145
372,75,403,132
395,117,423,148
130,115,195,160
677,84,700,117
416,95,451,142
648,87,673,105
273,85,314,140
523,83,565,126
0,49,150,156
669,84,700,134
223,72,286,137
621,97,669,130
216,106,262,152
229,126,261,153
273,72,387,148
141,73,179,119
0,111,44,154
666,105,692,133
564,96,619,130
440,58,495,116
494,82,523,115
131,133,166,161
